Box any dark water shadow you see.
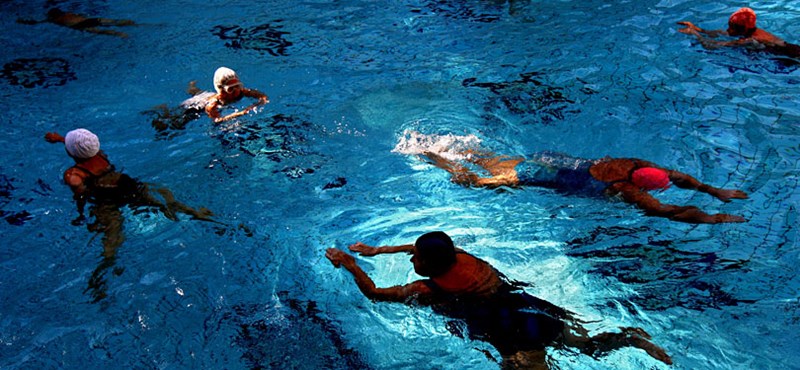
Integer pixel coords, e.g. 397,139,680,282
566,226,755,312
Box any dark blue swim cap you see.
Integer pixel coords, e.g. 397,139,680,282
415,231,456,272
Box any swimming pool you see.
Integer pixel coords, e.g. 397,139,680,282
1,0,798,368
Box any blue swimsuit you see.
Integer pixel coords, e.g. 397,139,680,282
514,152,608,197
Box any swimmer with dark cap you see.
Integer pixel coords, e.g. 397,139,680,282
17,8,136,38
422,150,747,224
326,231,673,368
678,7,800,58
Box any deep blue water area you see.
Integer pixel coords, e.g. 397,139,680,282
1,0,799,369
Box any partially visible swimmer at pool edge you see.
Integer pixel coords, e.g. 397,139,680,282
678,7,800,59
17,7,136,38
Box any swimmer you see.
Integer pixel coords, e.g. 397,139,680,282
418,145,747,224
17,8,136,38
45,129,215,301
204,67,269,123
678,7,800,59
326,231,673,369
146,67,269,134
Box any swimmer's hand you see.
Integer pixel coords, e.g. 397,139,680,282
71,214,86,226
710,188,748,203
677,21,701,35
45,132,65,143
348,242,378,256
326,248,356,268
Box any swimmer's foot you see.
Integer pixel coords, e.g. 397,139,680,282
192,207,216,222
623,328,672,365
422,152,454,172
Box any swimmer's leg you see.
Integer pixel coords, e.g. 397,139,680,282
85,205,125,303
561,325,672,365
422,151,483,187
470,155,525,177
97,17,135,26
423,151,520,188
501,349,549,370
151,186,217,223
83,27,128,38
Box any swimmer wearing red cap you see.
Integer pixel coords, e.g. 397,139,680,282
678,7,800,58
423,151,748,224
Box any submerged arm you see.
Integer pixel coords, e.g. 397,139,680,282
613,183,745,224
677,21,727,37
667,169,748,202
206,89,269,123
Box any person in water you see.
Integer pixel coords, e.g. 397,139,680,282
204,66,269,123
326,231,673,369
46,128,215,301
677,7,800,59
147,67,270,135
423,149,747,224
17,8,136,38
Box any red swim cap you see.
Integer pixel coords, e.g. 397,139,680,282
631,167,671,191
729,7,756,30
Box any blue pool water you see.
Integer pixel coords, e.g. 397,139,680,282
1,0,799,369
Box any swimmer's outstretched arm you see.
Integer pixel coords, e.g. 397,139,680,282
326,248,434,302
666,170,748,202
677,21,728,37
349,242,414,256
612,183,745,224
207,89,269,123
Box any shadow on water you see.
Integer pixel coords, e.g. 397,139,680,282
0,173,51,226
211,292,373,370
1,57,76,89
211,22,293,57
463,71,593,125
208,113,328,181
566,226,756,312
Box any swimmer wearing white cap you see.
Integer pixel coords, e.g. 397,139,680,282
204,66,269,123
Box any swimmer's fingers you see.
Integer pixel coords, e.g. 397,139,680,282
712,189,749,202
348,242,377,256
326,248,355,267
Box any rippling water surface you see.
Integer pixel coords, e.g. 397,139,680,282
1,0,798,369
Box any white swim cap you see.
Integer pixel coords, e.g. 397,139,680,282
65,128,100,159
213,67,239,93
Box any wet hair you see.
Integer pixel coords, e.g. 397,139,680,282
414,231,457,276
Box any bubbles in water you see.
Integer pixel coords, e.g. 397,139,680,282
392,129,482,161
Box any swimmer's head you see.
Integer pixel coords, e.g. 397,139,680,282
213,67,243,94
631,167,671,191
412,231,456,277
728,7,756,36
65,128,100,159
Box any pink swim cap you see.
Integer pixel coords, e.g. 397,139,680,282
631,167,671,191
729,7,756,30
